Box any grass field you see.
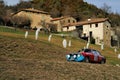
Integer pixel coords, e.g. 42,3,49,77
0,26,120,80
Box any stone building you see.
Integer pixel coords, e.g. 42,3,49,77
63,18,111,46
12,8,52,29
51,16,77,32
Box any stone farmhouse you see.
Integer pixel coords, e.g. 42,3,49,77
51,16,77,32
63,18,111,46
12,8,112,46
12,8,76,32
12,8,52,29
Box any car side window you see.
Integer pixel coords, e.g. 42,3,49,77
96,51,100,55
92,50,100,56
92,51,97,54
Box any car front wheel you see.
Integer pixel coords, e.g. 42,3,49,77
84,57,90,63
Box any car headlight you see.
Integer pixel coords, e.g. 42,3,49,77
67,55,70,58
77,54,80,57
73,55,76,58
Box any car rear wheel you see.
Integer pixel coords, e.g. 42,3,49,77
84,57,90,63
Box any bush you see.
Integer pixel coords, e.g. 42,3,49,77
90,37,95,44
10,16,31,28
0,16,4,25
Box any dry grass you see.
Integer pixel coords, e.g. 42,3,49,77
0,31,120,80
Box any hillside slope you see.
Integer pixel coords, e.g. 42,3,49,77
0,34,120,80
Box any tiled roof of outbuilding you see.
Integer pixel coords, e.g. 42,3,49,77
12,8,49,16
63,18,109,27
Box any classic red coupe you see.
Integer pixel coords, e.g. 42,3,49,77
81,49,106,64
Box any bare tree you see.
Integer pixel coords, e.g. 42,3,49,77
11,16,31,29
101,3,111,13
2,10,13,26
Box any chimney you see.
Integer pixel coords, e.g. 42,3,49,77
88,19,91,21
32,7,34,9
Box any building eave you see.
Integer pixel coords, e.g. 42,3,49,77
63,18,110,28
11,8,49,16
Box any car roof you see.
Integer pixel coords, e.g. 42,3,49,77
83,49,100,52
84,49,96,51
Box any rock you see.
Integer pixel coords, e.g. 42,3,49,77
7,48,13,51
116,64,120,67
0,45,3,48
118,54,120,59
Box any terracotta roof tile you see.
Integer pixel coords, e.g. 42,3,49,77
63,18,109,27
76,18,108,25
23,8,48,14
12,8,49,16
51,17,64,21
51,16,70,21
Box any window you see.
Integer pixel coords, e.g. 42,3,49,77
92,50,97,54
90,24,92,28
68,19,70,23
73,20,75,23
96,51,101,55
106,32,108,34
67,26,69,30
95,24,98,27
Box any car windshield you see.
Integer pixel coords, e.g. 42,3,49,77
84,49,91,52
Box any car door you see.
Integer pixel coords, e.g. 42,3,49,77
87,50,94,61
92,50,99,62
96,51,102,62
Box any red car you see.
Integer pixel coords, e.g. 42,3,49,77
81,49,106,64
